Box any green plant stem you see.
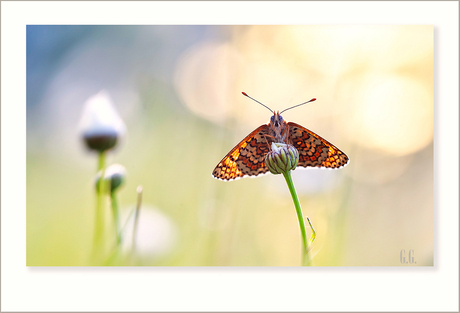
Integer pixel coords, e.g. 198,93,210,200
131,186,143,253
110,191,122,246
282,170,315,266
120,206,136,234
93,151,107,255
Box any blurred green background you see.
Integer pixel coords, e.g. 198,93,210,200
27,25,433,266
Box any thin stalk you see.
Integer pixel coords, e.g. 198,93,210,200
282,170,315,266
131,186,143,253
93,151,107,255
110,191,122,246
120,206,136,234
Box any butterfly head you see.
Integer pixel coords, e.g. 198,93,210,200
270,111,284,128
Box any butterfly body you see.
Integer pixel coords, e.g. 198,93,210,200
267,112,288,144
212,94,349,181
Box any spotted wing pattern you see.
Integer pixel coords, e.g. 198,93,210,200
288,122,349,169
212,125,270,181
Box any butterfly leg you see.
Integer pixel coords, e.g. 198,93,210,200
263,134,276,149
282,124,291,144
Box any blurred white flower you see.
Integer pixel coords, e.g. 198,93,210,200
122,206,177,257
79,90,126,152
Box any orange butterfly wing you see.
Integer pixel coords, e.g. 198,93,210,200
212,125,271,181
288,122,349,169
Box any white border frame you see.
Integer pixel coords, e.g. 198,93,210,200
2,1,458,312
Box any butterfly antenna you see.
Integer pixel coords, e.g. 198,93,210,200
280,98,316,114
242,92,273,114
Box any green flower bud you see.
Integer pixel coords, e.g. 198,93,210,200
265,142,299,175
95,164,126,193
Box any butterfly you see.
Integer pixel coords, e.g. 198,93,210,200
212,92,349,181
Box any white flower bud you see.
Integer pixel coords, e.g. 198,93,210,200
79,91,126,152
95,164,126,193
